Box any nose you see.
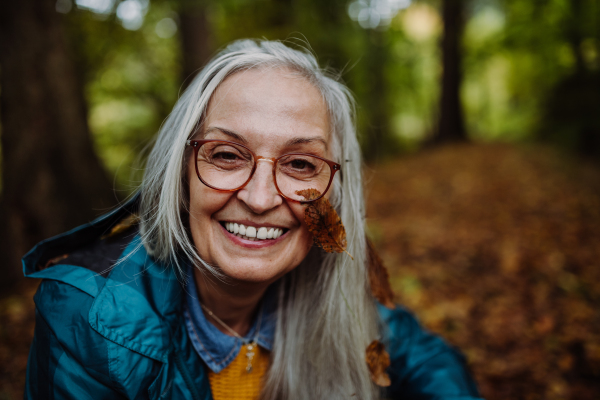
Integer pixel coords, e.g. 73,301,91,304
236,159,283,214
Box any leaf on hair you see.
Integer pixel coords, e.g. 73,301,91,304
295,189,353,259
101,213,140,240
366,340,391,387
367,237,395,309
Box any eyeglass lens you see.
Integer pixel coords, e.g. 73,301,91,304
195,141,333,201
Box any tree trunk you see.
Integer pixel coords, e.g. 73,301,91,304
362,29,394,161
537,0,600,160
432,0,467,144
0,0,116,288
179,1,213,87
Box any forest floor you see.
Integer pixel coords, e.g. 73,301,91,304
366,143,600,400
1,142,600,399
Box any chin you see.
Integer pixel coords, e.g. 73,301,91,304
218,262,293,284
206,224,312,284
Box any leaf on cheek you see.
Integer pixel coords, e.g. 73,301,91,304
366,340,391,387
296,189,395,306
296,189,353,259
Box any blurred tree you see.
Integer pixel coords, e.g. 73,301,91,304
537,0,600,160
178,0,214,86
62,2,182,188
432,0,467,144
0,0,116,288
361,29,398,161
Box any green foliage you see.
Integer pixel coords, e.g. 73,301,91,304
63,2,181,193
209,0,442,159
386,3,442,151
462,0,600,147
62,0,600,191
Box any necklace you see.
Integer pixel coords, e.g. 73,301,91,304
200,303,263,373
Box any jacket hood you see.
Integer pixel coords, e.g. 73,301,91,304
23,193,183,362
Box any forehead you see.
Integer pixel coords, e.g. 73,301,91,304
202,67,330,152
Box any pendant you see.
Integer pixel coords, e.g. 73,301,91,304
245,343,256,373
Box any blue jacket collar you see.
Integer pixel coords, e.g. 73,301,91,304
88,236,182,362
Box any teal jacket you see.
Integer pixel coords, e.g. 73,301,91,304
23,200,483,399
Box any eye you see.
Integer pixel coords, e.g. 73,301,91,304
278,155,323,179
213,150,241,161
289,159,314,171
205,143,250,162
200,143,252,171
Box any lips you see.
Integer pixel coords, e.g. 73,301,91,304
222,222,287,241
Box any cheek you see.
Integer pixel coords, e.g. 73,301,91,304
187,177,233,236
187,158,228,216
289,202,313,250
288,201,308,229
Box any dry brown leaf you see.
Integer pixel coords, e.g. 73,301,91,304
295,189,353,259
366,340,391,387
40,254,68,270
367,237,395,309
101,213,140,240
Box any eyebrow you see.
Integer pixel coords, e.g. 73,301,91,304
205,127,328,150
285,136,328,150
204,127,249,144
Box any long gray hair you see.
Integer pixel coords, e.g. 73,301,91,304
139,39,380,400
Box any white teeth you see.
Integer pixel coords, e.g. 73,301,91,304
224,222,285,241
257,227,268,239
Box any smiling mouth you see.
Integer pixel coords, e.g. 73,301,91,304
221,222,288,241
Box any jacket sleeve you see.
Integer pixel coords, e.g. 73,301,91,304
24,279,126,400
380,305,484,400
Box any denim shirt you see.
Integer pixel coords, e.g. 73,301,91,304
183,264,277,373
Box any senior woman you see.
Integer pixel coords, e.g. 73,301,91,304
24,40,482,400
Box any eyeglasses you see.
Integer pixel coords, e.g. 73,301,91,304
186,139,340,203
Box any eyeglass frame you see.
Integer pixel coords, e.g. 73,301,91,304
186,139,341,204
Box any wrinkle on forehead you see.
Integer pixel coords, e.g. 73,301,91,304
205,67,327,122
203,126,329,151
200,67,330,147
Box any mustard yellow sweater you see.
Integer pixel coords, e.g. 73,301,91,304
208,345,270,400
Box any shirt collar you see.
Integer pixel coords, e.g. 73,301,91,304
183,263,277,373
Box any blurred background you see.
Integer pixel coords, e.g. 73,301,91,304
1,0,599,399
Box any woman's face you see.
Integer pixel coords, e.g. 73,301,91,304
187,68,330,284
